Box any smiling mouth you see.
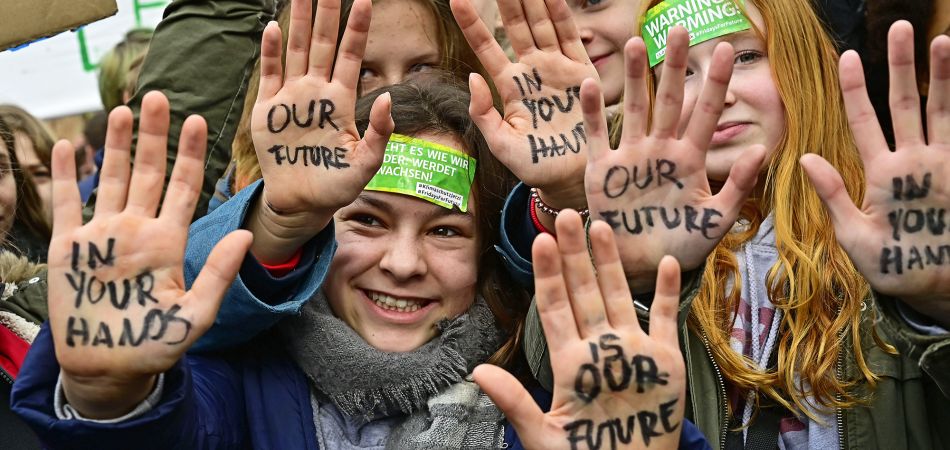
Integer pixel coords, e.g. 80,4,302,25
365,290,434,313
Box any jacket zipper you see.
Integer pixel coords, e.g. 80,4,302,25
701,331,728,450
835,332,846,449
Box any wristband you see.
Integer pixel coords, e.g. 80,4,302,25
529,187,589,219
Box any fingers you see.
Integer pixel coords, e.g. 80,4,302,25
554,210,609,338
258,22,285,101
125,92,170,217
544,0,588,61
927,35,950,146
522,0,559,52
310,0,344,79
580,78,610,161
357,92,394,169
451,0,513,78
684,42,734,148
887,21,924,148
711,144,766,222
184,230,254,337
495,0,537,57
332,0,372,90
473,365,545,440
799,154,865,233
93,107,134,219
532,233,580,349
651,27,689,138
468,73,511,161
159,115,208,227
839,50,887,161
285,0,314,79
589,221,639,330
621,38,650,142
648,256,681,345
50,141,82,238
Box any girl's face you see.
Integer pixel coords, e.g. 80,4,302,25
0,143,18,239
359,0,442,94
569,0,641,106
656,4,786,182
13,132,51,219
325,133,479,353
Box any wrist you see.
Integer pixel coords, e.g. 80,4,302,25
246,192,333,264
60,371,156,420
897,294,950,330
532,184,587,211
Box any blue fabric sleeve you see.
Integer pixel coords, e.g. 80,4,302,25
10,323,249,450
494,183,538,289
185,179,336,352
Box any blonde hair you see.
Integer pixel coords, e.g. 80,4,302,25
231,0,491,193
98,29,153,112
630,0,892,416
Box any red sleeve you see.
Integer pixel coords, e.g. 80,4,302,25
259,248,303,277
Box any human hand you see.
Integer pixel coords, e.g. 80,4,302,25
801,22,950,327
49,92,252,419
583,30,765,290
474,211,685,450
250,0,393,246
451,0,598,213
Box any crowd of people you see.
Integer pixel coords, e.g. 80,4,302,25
0,0,948,448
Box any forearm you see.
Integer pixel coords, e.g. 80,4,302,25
244,193,333,264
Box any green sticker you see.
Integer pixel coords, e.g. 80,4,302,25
365,134,477,212
642,0,751,67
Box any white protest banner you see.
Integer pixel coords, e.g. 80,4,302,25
0,0,171,119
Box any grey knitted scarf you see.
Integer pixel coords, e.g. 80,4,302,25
279,291,507,449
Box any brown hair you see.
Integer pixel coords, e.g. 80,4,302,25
0,105,55,172
98,28,154,111
355,76,529,371
0,116,52,249
232,0,491,193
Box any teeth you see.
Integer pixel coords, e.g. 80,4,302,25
369,291,423,312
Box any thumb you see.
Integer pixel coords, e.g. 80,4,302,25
473,364,546,442
182,230,254,341
358,92,394,171
799,153,865,232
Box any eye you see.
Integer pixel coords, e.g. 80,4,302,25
351,214,382,227
359,67,377,80
430,226,461,237
581,0,605,9
734,50,764,65
409,63,435,74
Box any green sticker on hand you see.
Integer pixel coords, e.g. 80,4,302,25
365,134,478,212
642,0,751,67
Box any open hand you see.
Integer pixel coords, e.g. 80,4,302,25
582,30,765,290
474,211,686,450
801,21,950,327
49,92,252,419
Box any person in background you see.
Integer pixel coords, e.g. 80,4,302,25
77,112,107,203
0,105,55,223
97,29,154,113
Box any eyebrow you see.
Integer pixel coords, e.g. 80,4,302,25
354,193,474,220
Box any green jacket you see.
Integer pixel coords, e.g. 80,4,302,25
83,0,276,223
524,271,950,449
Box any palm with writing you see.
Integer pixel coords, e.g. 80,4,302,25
251,0,393,229
583,30,765,290
475,211,685,449
49,92,252,419
451,0,598,209
801,22,950,328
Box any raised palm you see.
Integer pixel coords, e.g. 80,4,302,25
451,0,598,207
475,211,685,450
583,30,765,288
801,22,950,326
49,93,251,411
250,0,393,218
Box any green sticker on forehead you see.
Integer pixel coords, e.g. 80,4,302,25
642,0,751,67
365,134,477,212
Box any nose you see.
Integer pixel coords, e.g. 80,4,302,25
723,81,737,107
378,232,427,281
575,18,594,46
383,70,404,89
